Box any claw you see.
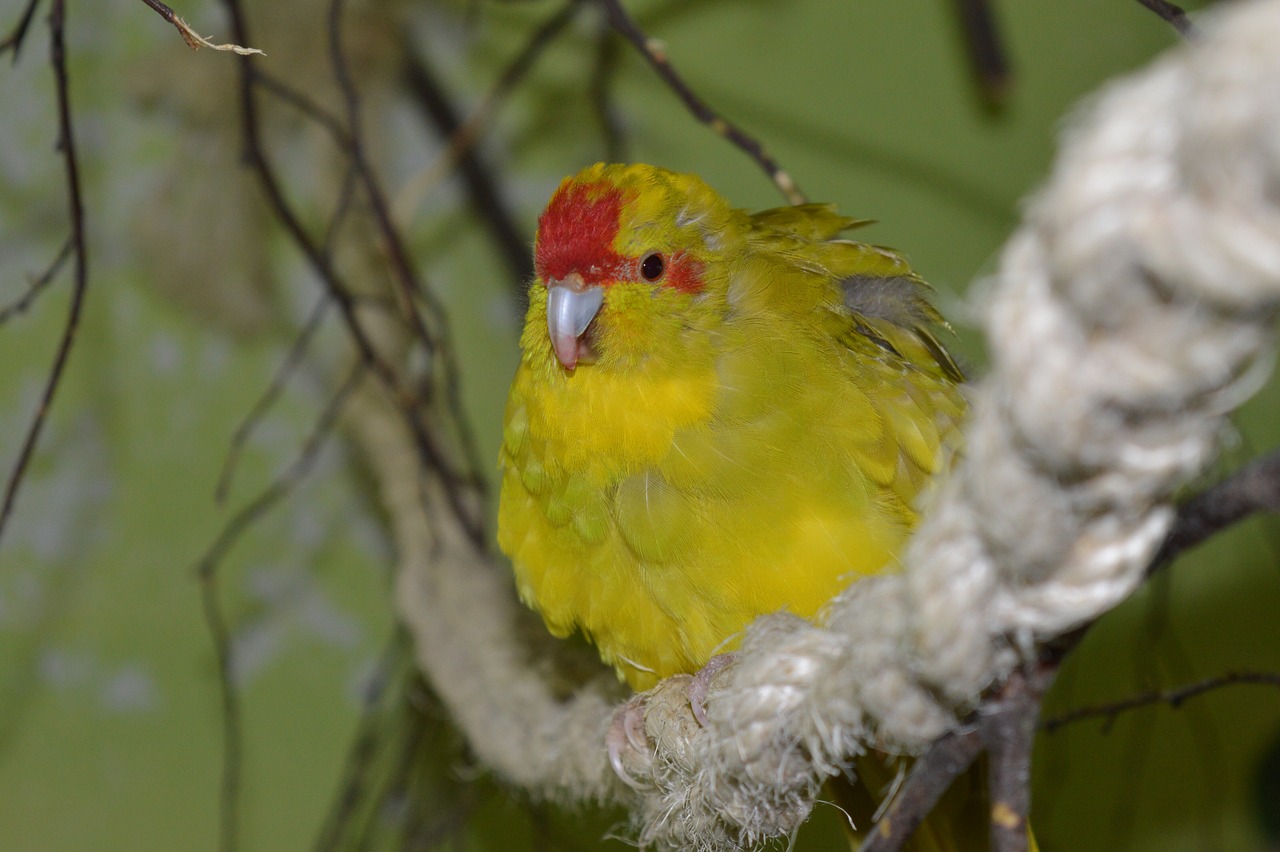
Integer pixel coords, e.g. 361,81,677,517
623,702,647,751
606,694,650,790
688,652,737,727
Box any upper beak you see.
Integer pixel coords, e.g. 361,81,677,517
546,273,604,370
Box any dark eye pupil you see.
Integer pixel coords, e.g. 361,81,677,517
640,253,665,281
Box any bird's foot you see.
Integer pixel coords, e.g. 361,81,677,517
606,692,650,790
688,652,737,727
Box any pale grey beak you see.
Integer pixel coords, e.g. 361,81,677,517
546,273,604,370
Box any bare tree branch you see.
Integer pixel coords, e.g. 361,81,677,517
195,363,365,852
220,0,486,546
326,0,490,504
1042,670,1280,733
0,0,89,549
597,0,807,205
250,66,350,144
401,48,533,285
328,0,436,352
395,0,582,248
216,149,358,505
214,294,332,504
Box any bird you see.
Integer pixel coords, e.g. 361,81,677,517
497,162,972,848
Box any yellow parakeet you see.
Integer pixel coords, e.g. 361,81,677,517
498,163,974,848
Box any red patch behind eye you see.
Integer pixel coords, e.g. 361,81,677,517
663,251,705,294
535,181,626,285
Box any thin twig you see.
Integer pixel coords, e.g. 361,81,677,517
1042,670,1280,734
1131,574,1227,846
0,0,41,61
324,159,360,258
196,363,365,852
1024,448,1280,840
215,155,356,504
395,0,582,233
1135,0,1197,39
316,639,493,850
313,631,406,850
200,567,242,852
138,0,263,54
249,67,351,145
214,295,332,504
589,22,627,162
328,0,437,347
327,0,489,518
1023,450,1280,838
0,236,72,324
197,364,365,584
0,0,89,549
400,47,533,284
597,0,806,205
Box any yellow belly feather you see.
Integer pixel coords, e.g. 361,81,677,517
498,320,937,689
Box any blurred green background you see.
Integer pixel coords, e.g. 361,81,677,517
2,0,1278,849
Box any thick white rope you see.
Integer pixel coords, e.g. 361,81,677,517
357,1,1280,847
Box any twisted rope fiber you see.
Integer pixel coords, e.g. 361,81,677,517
358,1,1280,847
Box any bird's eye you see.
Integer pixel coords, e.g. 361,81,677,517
640,253,665,282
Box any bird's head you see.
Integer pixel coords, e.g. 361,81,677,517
527,163,742,373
